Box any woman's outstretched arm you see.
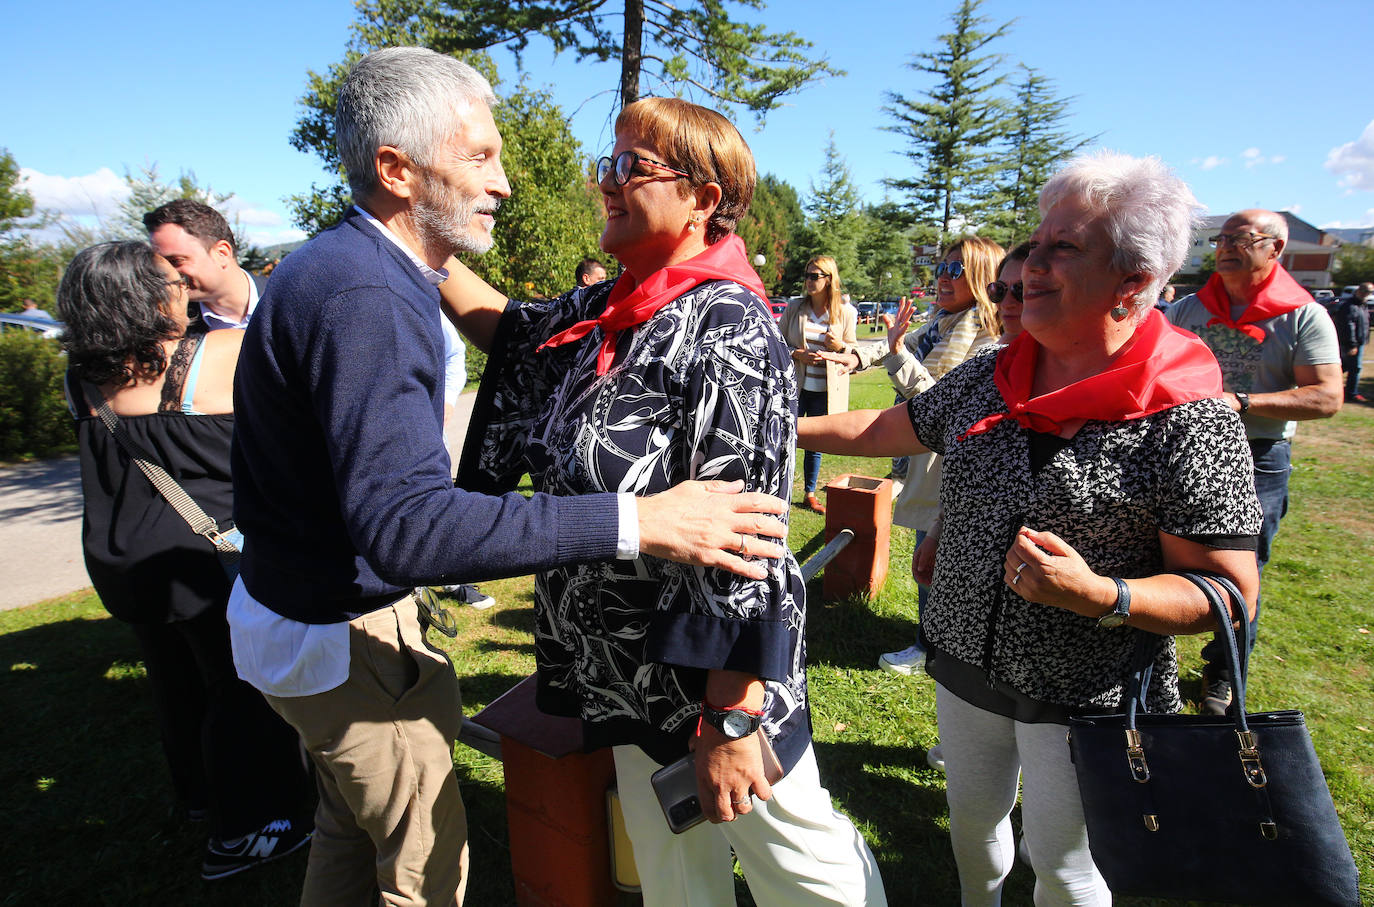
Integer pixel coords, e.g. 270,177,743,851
798,402,929,457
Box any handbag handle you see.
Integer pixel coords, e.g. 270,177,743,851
1122,571,1269,790
1123,571,1250,732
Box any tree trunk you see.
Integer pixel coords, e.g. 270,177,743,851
620,0,644,110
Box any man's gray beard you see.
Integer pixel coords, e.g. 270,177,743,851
411,179,498,259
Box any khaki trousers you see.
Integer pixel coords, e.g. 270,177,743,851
267,596,468,906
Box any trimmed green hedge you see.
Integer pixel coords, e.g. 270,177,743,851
0,331,73,460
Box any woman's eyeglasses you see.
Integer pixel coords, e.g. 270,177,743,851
804,271,829,281
596,150,690,187
987,280,1023,305
935,260,965,280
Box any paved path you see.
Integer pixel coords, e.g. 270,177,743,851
0,456,86,610
0,391,479,612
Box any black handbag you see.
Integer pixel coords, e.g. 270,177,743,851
1067,573,1361,906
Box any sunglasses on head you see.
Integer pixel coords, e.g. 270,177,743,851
804,271,829,281
987,281,1023,305
935,260,965,280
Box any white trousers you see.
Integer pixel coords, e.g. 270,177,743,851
936,683,1111,906
613,742,888,906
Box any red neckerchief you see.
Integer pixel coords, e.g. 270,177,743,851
958,309,1222,441
539,234,767,375
1195,264,1310,343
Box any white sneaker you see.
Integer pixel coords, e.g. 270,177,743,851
442,584,496,610
925,744,945,772
879,642,927,675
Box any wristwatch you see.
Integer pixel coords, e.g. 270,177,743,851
1235,391,1251,414
1098,577,1132,628
701,702,764,739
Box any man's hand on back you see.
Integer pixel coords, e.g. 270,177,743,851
637,480,787,580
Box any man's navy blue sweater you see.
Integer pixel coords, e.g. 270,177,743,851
232,209,620,623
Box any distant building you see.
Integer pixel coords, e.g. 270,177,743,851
1178,211,1338,288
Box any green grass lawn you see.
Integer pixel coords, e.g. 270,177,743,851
2,368,1370,905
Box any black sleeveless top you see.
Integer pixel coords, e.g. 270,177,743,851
69,336,236,624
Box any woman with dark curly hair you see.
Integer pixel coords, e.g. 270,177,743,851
59,241,311,881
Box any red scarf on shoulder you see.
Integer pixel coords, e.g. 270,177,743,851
958,308,1222,440
539,234,767,375
1195,264,1310,343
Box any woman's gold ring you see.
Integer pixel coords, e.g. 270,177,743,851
739,532,747,554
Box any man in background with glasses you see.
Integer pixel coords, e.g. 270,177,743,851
1166,209,1341,715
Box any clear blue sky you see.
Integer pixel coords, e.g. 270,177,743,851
6,0,1373,248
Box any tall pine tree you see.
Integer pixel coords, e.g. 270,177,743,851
788,134,864,293
987,65,1094,243
883,0,1011,242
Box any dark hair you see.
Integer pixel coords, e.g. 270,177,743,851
999,241,1031,277
575,258,605,283
142,199,236,254
58,242,180,387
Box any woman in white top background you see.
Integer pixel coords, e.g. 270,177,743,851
780,255,857,514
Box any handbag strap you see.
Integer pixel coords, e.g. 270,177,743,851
1122,571,1250,733
87,385,240,557
1177,572,1250,729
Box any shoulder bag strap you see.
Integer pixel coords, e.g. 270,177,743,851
86,384,239,556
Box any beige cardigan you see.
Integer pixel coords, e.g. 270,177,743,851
779,297,859,414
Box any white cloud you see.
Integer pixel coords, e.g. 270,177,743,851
1283,203,1303,215
1320,208,1374,229
1325,119,1374,192
1239,147,1284,169
19,167,128,218
1198,155,1228,170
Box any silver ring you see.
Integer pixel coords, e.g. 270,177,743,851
1012,573,1021,586
739,532,747,554
1015,562,1027,575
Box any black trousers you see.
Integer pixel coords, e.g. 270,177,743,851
130,603,311,838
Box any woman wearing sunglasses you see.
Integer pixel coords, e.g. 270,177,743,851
799,152,1260,905
440,97,885,906
989,241,1030,345
779,256,858,514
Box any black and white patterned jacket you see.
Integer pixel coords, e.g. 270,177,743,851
462,278,811,769
908,349,1262,714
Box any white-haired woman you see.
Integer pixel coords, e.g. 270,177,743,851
799,152,1262,904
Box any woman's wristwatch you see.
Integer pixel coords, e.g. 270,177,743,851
1098,577,1132,628
701,701,764,739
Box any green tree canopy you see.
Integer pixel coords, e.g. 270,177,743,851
1333,243,1374,287
734,173,803,295
353,0,840,120
787,134,863,294
883,0,1012,242
983,65,1093,244
0,149,64,312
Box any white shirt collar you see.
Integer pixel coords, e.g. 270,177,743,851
200,267,259,330
354,205,450,287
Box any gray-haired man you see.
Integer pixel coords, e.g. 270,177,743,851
228,47,786,904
